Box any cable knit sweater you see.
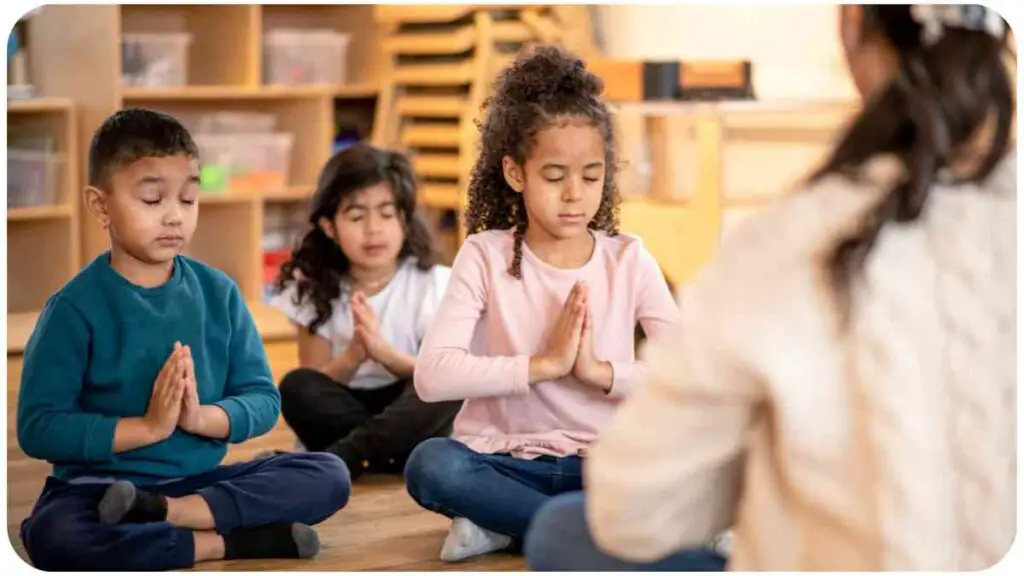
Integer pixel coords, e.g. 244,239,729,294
585,150,1016,571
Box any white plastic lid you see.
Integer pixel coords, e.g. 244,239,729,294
122,32,193,44
264,29,351,45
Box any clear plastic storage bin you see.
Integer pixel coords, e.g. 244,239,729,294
193,133,294,194
264,29,351,86
122,32,193,87
196,112,277,134
7,150,63,208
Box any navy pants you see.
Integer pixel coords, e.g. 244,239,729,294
19,452,350,571
524,491,727,571
404,437,583,540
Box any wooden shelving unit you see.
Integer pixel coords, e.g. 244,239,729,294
16,4,379,305
607,99,859,286
6,5,385,350
371,5,577,242
7,95,79,343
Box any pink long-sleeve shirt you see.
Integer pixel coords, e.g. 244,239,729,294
414,228,680,459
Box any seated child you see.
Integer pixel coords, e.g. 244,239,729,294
16,109,350,571
269,143,460,480
402,45,681,561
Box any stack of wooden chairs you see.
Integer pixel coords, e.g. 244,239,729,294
371,5,595,249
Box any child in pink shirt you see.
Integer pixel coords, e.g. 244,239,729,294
402,45,680,562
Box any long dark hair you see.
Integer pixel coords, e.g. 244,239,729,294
275,143,437,335
813,5,1014,316
464,44,621,279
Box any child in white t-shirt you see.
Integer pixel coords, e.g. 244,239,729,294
269,144,459,480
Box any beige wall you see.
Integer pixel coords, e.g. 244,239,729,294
594,4,858,101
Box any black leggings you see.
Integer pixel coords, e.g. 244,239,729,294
279,368,461,479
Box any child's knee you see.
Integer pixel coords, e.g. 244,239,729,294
403,438,474,502
524,493,589,570
23,512,92,570
278,368,320,408
287,452,351,512
316,453,351,511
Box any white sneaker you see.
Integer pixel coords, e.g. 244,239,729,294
439,518,512,562
710,530,733,556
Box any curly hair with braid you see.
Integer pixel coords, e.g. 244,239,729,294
275,143,437,335
464,44,621,279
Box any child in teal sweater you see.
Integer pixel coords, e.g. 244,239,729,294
17,109,350,571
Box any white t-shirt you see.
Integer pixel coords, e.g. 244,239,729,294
270,257,452,390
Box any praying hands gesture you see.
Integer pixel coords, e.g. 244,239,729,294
115,344,188,453
174,342,230,439
176,342,203,433
140,344,188,442
350,291,416,378
530,281,613,393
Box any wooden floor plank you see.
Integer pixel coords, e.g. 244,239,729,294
6,355,526,571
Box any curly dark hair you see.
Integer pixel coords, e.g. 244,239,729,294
464,44,621,279
275,143,437,335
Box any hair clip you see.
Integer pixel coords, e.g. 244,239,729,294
910,4,1006,46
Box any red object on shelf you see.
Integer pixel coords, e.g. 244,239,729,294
263,249,292,284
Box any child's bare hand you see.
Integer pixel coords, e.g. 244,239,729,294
177,343,204,434
352,291,388,362
143,344,186,442
572,307,606,388
537,281,587,379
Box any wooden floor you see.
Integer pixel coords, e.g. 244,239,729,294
5,346,526,571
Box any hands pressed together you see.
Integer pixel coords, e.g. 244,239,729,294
339,291,416,378
534,281,613,393
347,291,384,364
142,342,212,442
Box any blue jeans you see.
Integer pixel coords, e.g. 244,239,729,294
404,437,583,539
19,452,350,571
525,492,728,571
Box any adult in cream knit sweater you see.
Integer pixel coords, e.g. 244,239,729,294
525,4,1016,571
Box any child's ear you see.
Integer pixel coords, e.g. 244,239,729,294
83,186,111,229
502,155,525,194
318,216,336,240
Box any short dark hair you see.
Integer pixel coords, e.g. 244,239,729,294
275,143,438,335
87,108,199,188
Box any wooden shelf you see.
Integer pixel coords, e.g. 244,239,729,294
6,97,75,114
7,204,74,222
7,311,40,354
383,25,477,55
420,183,462,210
122,84,377,102
334,82,379,99
374,5,478,24
263,185,315,203
122,85,344,101
401,123,461,148
248,300,296,342
197,192,261,205
395,95,466,118
393,62,475,86
413,154,462,179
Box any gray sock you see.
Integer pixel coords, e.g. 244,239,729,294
292,523,320,559
98,480,167,525
98,481,136,524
